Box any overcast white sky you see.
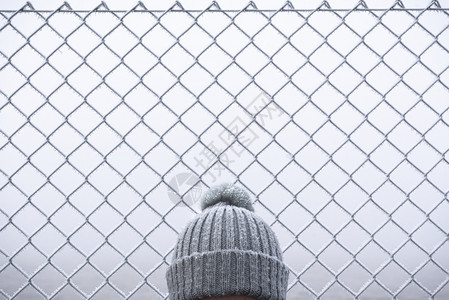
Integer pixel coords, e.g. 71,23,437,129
1,0,448,298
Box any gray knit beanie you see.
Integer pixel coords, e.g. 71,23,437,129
166,183,289,300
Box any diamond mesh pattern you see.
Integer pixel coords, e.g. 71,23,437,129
1,1,449,299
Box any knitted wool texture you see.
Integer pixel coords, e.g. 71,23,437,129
166,183,289,300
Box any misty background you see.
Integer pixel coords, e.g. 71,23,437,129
0,0,449,299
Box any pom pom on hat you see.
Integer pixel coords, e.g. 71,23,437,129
200,183,254,212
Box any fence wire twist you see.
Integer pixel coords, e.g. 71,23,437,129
0,1,449,299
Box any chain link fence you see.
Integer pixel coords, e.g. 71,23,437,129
0,1,449,299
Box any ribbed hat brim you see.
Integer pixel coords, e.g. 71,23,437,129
166,249,289,300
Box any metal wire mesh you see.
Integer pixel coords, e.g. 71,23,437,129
1,1,449,299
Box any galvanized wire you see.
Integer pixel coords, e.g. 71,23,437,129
0,1,449,299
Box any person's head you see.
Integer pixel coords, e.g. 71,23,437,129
166,183,289,300
202,296,257,300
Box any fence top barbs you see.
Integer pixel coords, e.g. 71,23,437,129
0,0,447,14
